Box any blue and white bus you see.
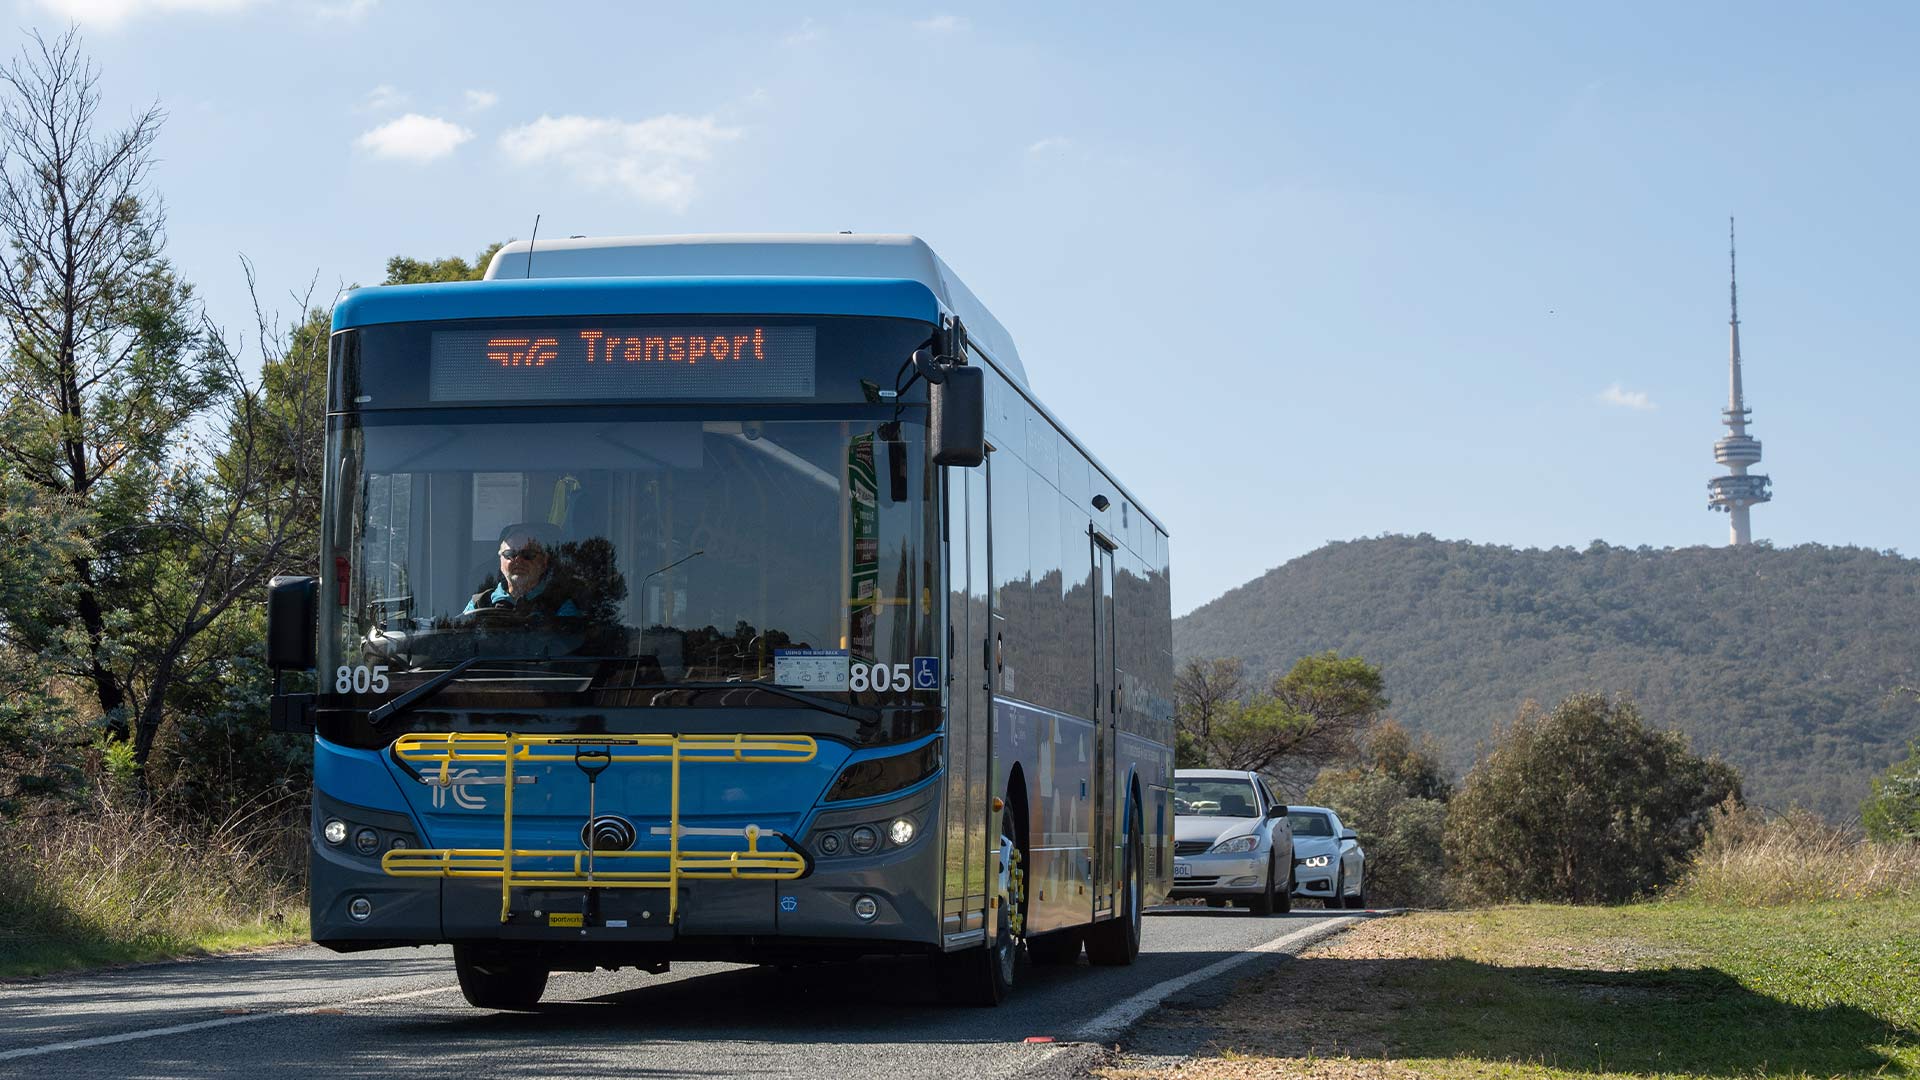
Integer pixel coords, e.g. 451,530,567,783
267,234,1175,1009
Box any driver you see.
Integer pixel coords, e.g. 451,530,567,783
464,522,580,618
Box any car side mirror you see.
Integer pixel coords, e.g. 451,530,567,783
1266,804,1287,818
929,363,985,467
267,575,318,670
1340,829,1358,842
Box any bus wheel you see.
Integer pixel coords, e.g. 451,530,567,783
1085,810,1141,966
453,944,548,1011
938,817,1023,1006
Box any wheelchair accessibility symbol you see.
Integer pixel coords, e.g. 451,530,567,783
912,656,941,690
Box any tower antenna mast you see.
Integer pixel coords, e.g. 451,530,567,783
1706,217,1773,544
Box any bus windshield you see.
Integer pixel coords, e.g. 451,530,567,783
319,412,938,723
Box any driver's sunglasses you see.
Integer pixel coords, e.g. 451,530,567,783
499,544,546,562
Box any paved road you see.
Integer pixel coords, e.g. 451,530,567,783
0,908,1364,1079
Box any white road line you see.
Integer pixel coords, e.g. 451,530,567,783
0,984,461,1062
1075,916,1359,1044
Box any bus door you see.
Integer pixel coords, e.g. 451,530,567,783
942,465,992,942
1091,527,1119,918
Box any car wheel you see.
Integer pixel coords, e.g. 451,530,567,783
1277,869,1293,914
1328,867,1346,909
1249,855,1276,916
1344,869,1368,910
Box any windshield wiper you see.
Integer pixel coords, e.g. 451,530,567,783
647,681,879,723
367,654,630,729
367,662,880,729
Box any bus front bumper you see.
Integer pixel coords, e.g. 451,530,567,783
311,784,946,959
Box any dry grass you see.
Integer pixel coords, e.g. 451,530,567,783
1676,802,1920,905
0,787,308,976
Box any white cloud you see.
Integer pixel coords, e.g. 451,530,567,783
465,89,499,111
497,113,742,212
1027,136,1070,155
356,114,473,163
362,84,408,112
914,14,967,32
32,0,251,27
1598,383,1656,411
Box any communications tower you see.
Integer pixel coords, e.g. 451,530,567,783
1707,218,1771,545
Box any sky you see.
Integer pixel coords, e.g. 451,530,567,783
19,0,1920,614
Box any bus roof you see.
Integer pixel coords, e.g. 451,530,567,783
482,234,1028,388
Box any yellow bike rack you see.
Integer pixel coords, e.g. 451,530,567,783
380,731,818,923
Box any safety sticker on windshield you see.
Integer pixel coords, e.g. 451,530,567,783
774,649,850,690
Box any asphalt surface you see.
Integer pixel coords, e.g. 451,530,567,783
0,907,1365,1079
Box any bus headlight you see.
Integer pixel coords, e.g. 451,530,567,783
849,825,879,855
888,818,915,846
353,828,381,855
323,819,348,846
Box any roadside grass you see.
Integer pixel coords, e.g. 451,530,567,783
1098,901,1920,1080
0,789,308,978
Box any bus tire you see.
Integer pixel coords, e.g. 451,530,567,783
1085,810,1141,966
453,944,548,1011
937,816,1022,1006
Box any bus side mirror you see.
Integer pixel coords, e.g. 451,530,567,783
267,575,318,670
929,364,985,467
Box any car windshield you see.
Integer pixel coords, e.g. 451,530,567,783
319,413,938,717
1289,812,1334,837
1174,778,1261,818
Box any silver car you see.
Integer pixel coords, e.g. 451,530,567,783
1287,805,1367,908
1170,769,1293,915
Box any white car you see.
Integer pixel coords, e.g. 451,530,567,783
1286,805,1367,909
1171,769,1293,915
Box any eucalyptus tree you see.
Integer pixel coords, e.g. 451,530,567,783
0,30,323,772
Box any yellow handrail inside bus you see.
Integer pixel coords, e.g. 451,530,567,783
380,731,817,923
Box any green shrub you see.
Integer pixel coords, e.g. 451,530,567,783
1445,692,1740,904
1861,741,1920,844
1304,770,1449,907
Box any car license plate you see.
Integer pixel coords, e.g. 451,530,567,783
1173,859,1191,879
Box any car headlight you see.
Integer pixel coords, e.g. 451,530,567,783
1297,854,1331,868
1211,835,1259,854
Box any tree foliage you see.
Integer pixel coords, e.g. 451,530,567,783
1445,692,1742,904
1176,534,1920,819
1175,652,1387,779
383,243,502,285
1305,720,1453,907
0,30,324,792
1861,741,1920,844
1306,770,1448,908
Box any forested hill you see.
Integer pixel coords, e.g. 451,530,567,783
1174,536,1920,820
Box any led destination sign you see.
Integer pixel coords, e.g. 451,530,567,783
428,325,817,402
